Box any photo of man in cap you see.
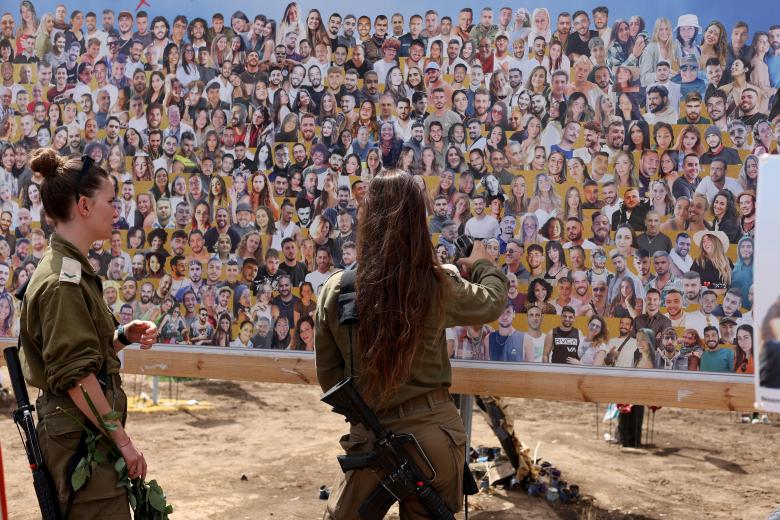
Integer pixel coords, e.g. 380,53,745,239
673,55,707,98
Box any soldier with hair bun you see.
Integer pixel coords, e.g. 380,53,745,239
18,148,159,519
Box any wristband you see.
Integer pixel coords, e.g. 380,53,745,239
117,325,132,346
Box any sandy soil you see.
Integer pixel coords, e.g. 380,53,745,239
2,378,779,520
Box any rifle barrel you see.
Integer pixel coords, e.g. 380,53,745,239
4,347,30,408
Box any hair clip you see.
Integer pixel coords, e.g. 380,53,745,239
75,155,94,200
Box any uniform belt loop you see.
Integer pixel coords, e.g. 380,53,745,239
426,391,436,410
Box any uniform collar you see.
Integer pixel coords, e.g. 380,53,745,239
49,233,98,279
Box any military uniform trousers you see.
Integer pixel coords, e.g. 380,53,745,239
36,374,131,520
324,388,466,519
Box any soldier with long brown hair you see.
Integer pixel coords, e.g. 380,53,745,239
316,170,507,518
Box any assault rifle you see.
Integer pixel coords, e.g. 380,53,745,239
4,345,63,520
321,378,455,520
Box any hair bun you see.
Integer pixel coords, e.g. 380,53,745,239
30,147,64,178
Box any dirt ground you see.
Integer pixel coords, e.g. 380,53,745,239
2,377,779,520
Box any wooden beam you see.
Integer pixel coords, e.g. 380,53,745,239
2,343,753,410
115,346,755,412
121,346,319,386
451,362,754,411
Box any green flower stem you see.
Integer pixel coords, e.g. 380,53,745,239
55,405,119,456
79,384,123,448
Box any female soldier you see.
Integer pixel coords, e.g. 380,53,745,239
315,171,507,517
19,148,158,518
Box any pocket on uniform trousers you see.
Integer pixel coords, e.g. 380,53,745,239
438,416,467,481
43,407,86,451
41,407,87,504
43,406,126,504
440,417,467,452
329,428,377,519
436,417,467,511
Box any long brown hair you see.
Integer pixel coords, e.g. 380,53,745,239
356,171,449,407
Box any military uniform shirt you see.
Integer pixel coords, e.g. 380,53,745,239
315,260,508,409
20,233,120,395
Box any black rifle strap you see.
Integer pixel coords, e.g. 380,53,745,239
347,326,354,378
358,483,397,520
337,269,358,378
64,437,88,519
92,277,110,391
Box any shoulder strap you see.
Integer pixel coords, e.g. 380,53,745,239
14,278,30,301
336,269,358,378
616,334,632,353
337,269,357,325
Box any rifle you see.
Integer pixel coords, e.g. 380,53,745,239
321,378,455,520
4,345,63,520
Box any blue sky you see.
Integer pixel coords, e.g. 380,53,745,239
15,0,778,37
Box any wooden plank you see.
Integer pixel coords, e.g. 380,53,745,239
451,364,754,411
1,344,754,411
121,347,319,386
115,347,755,412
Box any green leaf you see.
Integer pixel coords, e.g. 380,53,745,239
71,458,90,491
148,484,167,512
93,449,105,464
115,457,127,473
128,490,138,510
165,504,173,514
86,436,98,457
103,410,122,421
104,422,118,432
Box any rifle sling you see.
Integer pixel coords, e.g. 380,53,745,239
337,269,357,379
62,360,110,520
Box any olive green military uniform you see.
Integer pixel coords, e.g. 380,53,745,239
19,234,130,519
316,260,508,519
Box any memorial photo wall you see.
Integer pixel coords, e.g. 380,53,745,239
0,1,776,372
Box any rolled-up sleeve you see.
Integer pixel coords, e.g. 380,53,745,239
40,282,103,394
445,260,508,328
